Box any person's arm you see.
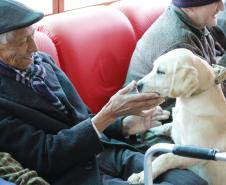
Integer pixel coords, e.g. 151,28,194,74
44,52,165,139
91,81,164,134
0,84,165,179
0,109,103,178
1,52,164,178
102,117,124,139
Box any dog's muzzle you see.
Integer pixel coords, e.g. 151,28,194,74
136,82,143,93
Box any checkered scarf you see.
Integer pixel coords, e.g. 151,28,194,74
0,54,68,114
0,152,49,185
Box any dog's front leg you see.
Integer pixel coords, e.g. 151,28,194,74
128,153,204,184
152,153,202,178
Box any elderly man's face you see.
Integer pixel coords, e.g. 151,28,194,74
185,0,225,28
0,26,38,71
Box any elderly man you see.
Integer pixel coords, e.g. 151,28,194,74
0,0,208,185
125,0,226,112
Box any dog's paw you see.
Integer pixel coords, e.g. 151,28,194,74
127,171,144,184
151,122,172,137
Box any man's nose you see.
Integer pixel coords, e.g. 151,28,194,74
28,37,38,53
218,0,225,11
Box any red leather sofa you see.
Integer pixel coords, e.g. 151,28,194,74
34,0,170,113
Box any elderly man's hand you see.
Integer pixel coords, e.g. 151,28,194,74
121,106,170,136
92,81,165,132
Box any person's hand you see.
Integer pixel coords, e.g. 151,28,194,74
91,81,165,132
121,106,170,136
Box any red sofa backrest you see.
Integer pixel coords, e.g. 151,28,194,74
34,0,169,113
34,31,60,67
111,0,170,40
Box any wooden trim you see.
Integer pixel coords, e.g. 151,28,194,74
93,0,118,6
59,0,65,12
53,0,59,14
63,0,118,11
52,0,118,14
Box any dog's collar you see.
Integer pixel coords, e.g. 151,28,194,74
191,89,206,96
191,65,226,96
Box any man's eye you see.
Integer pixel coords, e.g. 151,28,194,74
157,68,165,75
20,39,27,44
16,38,27,46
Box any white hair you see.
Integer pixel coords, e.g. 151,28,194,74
0,31,15,44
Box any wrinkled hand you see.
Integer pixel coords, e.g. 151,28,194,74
122,106,170,136
92,81,165,132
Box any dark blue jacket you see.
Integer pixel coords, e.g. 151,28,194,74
0,52,136,185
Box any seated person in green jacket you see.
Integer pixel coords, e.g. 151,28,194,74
0,0,208,185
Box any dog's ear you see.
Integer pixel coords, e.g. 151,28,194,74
169,65,199,98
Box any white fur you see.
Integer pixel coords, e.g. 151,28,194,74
128,48,226,185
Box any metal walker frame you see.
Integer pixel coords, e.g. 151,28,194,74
144,143,226,185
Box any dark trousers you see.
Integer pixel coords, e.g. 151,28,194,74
97,148,208,185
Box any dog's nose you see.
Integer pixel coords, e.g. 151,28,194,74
136,82,143,93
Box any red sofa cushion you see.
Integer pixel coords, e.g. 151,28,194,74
36,6,136,113
111,0,170,40
34,31,60,67
35,0,168,113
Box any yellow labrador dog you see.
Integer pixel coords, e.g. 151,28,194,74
128,48,226,185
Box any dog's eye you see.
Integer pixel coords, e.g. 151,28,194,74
157,68,165,75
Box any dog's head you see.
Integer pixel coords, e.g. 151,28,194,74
137,48,216,98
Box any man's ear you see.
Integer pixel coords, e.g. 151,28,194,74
181,7,195,20
169,65,199,98
181,7,194,13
